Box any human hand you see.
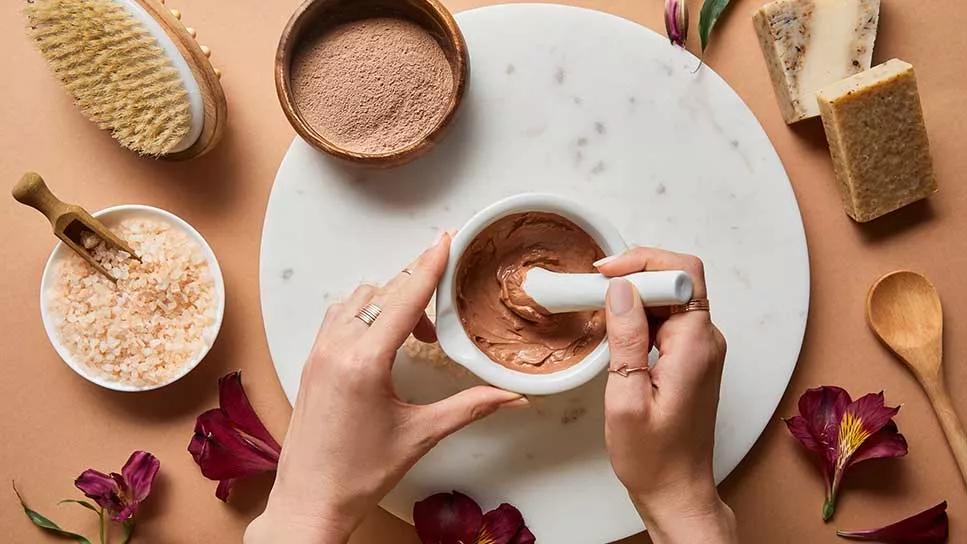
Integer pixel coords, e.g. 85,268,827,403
245,233,526,544
598,247,736,543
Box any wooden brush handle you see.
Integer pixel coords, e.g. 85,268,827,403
12,172,69,225
922,376,967,488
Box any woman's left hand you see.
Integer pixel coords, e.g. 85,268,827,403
245,233,526,544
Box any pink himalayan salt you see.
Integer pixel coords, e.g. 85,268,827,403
48,218,216,387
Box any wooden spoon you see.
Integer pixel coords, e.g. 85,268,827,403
867,270,967,487
12,172,139,282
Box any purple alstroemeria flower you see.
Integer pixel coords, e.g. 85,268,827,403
664,0,688,47
74,451,160,522
837,501,948,544
414,491,536,544
784,386,908,521
188,371,281,501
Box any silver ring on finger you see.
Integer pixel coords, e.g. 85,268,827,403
609,364,650,377
669,298,710,315
354,303,382,327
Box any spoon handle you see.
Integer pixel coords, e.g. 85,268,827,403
922,377,967,488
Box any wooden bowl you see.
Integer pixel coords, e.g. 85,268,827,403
275,0,469,168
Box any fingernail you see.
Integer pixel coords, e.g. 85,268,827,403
433,229,455,247
500,396,530,409
593,255,618,268
607,278,635,315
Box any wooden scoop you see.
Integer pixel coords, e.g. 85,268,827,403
867,270,967,487
12,172,140,282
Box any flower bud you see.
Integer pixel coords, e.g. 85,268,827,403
664,0,688,47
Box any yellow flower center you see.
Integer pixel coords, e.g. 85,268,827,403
477,532,497,544
837,412,870,468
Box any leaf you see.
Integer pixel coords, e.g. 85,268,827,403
13,484,92,544
59,499,100,514
699,0,733,52
121,520,135,544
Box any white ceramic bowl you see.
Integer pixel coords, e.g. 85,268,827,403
436,193,628,395
39,205,226,392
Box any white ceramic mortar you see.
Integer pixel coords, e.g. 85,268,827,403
39,205,225,392
435,193,629,395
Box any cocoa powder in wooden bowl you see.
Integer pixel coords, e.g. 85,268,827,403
275,0,468,167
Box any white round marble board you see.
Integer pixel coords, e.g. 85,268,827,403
259,4,810,542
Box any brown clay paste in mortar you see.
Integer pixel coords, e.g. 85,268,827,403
455,212,606,374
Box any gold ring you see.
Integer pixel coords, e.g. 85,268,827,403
670,298,710,314
609,365,650,377
354,303,382,327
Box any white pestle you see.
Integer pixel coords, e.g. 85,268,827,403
523,268,693,313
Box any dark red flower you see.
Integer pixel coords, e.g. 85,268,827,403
481,504,536,544
74,451,159,521
188,371,281,501
414,491,535,544
784,386,908,521
664,0,688,46
837,501,948,543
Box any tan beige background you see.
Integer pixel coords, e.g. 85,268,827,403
2,0,965,542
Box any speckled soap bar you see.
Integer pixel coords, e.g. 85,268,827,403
817,58,937,222
753,0,880,124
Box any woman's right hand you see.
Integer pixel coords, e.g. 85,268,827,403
598,247,737,544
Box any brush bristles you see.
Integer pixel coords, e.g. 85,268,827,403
26,0,193,156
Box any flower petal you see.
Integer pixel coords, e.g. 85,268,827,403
110,472,128,497
479,503,533,544
800,386,851,450
848,392,900,436
664,0,688,46
113,503,139,523
189,409,279,481
215,479,236,502
218,371,282,453
786,386,851,486
106,473,138,521
510,526,536,544
189,374,282,502
413,491,483,544
838,392,901,470
784,415,826,457
849,420,908,466
74,469,124,513
120,451,160,504
837,501,948,543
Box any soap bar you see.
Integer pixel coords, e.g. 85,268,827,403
817,59,937,222
753,0,880,124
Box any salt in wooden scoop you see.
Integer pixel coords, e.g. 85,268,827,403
12,172,140,283
867,270,967,487
523,268,693,313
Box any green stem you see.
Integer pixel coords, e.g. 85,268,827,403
121,520,134,544
822,494,836,522
824,473,842,522
98,508,106,544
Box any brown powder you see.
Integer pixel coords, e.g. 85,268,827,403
290,17,454,155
